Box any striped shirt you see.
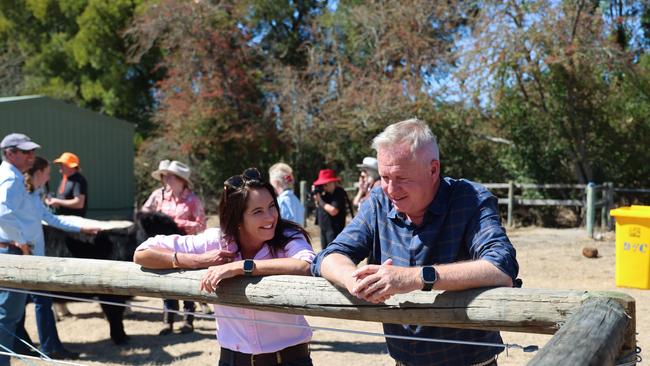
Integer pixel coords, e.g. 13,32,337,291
311,177,518,366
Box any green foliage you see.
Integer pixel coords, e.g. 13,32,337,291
4,0,650,214
0,0,160,133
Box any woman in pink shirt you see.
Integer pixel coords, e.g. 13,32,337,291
134,168,315,366
142,159,207,334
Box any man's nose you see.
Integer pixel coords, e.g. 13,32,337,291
386,180,399,194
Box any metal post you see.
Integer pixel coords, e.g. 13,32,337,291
507,180,514,228
586,183,595,238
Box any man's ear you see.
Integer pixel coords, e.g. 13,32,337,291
430,159,440,177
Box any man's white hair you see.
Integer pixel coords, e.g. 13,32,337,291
269,162,294,190
371,118,439,161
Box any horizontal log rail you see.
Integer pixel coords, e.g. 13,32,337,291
0,256,636,365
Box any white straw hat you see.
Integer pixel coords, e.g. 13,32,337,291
151,160,191,183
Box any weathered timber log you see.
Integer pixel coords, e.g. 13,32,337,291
528,298,630,366
0,256,635,340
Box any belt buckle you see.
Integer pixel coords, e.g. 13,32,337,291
250,354,255,366
276,351,282,364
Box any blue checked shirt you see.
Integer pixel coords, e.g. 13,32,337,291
311,177,518,366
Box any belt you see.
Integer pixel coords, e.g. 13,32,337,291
220,343,310,366
0,242,15,249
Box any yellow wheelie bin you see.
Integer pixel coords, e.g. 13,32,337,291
610,205,650,289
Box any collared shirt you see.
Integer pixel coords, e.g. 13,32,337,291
142,187,206,234
311,177,519,366
278,189,305,226
25,188,81,256
0,161,30,244
136,228,315,354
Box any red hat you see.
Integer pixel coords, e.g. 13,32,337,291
313,169,341,186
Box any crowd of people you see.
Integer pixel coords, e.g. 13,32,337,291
1,118,519,366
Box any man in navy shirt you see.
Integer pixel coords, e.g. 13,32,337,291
311,118,518,366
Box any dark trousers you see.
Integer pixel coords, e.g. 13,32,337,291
395,357,497,366
162,299,195,324
218,357,312,366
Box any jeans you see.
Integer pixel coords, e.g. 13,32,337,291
0,246,28,366
33,293,64,353
218,356,313,366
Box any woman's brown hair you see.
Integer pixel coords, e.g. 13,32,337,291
24,156,49,193
219,168,311,251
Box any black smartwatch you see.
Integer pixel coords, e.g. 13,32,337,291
421,266,437,291
243,259,255,276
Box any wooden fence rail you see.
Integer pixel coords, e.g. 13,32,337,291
0,256,637,366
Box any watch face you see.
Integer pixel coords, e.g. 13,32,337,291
422,266,437,283
243,259,254,272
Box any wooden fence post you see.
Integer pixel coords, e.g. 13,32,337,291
606,182,615,231
586,183,595,238
507,180,514,227
300,180,307,226
528,297,630,366
601,183,608,231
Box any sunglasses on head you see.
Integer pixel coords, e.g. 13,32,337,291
224,168,262,191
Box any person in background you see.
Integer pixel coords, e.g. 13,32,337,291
142,160,206,335
269,162,305,226
134,168,315,366
46,152,87,217
0,133,40,366
18,156,99,360
352,157,380,208
312,169,348,250
311,119,519,366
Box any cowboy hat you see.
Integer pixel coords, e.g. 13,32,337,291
151,160,191,183
356,157,378,172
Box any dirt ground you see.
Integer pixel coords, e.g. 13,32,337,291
16,224,649,365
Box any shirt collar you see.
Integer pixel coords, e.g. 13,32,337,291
1,161,24,182
387,177,451,221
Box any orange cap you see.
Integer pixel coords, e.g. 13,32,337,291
53,152,80,168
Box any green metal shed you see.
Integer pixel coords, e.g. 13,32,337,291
0,95,134,220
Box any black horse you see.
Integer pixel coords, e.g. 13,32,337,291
43,211,182,344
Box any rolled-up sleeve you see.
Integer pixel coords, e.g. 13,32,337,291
466,192,519,281
136,228,235,254
311,198,375,276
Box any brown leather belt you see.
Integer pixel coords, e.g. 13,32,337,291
219,343,310,366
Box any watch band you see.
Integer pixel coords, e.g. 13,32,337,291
171,252,180,268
